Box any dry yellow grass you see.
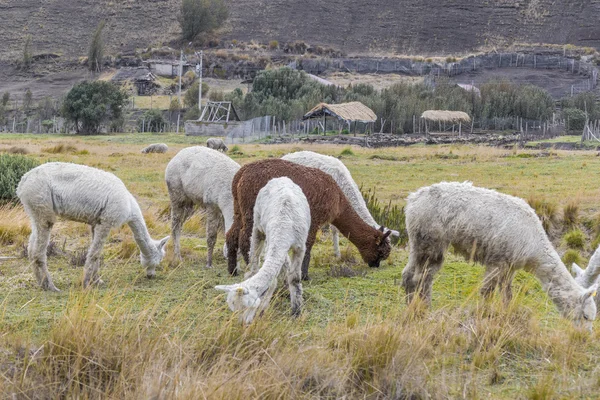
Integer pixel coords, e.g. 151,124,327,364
3,133,600,398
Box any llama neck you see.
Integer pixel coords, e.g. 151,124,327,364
535,251,582,315
582,248,600,287
332,201,380,258
127,197,156,258
244,246,287,293
344,182,378,228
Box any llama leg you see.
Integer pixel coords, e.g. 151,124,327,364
30,221,59,292
205,206,221,269
402,243,444,305
239,212,254,266
331,225,341,259
498,269,517,305
480,267,501,299
301,232,317,281
226,218,241,276
170,199,194,260
288,248,305,317
246,226,265,278
83,224,111,288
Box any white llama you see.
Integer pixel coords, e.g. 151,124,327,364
215,177,310,323
17,162,169,291
165,146,240,267
141,143,168,154
206,138,228,152
282,150,399,257
573,248,600,305
402,181,598,330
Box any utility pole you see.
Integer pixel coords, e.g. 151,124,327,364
177,49,183,134
197,50,203,119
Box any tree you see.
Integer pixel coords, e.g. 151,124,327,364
180,0,228,42
88,20,106,72
22,36,32,69
1,92,9,107
184,80,209,108
62,81,128,134
139,109,165,132
23,89,33,114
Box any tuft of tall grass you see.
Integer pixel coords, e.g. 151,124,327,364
562,249,583,266
339,147,355,157
361,186,407,245
41,143,78,154
4,146,29,154
563,229,586,250
528,196,558,233
0,205,31,246
563,202,579,229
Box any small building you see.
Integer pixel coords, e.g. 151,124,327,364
145,59,193,78
303,101,377,135
111,67,158,95
420,110,471,136
185,101,242,136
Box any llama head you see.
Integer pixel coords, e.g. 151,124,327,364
215,284,261,324
141,236,170,278
568,284,598,332
363,227,393,268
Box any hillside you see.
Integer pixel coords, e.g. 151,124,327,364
1,0,599,61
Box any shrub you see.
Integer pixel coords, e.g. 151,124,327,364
208,89,224,101
42,144,78,154
179,0,228,42
562,249,583,266
0,154,39,203
269,40,279,50
361,186,406,246
138,109,165,132
563,108,587,132
563,229,586,250
184,81,209,108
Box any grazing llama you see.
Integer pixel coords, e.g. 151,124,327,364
402,181,597,330
226,159,392,280
282,150,399,257
165,146,240,267
216,177,310,323
206,138,228,152
17,162,169,291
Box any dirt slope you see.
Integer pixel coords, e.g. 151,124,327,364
1,1,599,62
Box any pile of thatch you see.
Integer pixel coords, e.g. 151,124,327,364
421,110,471,123
303,102,377,122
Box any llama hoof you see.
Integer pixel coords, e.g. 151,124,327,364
47,285,61,293
204,264,213,269
301,274,311,281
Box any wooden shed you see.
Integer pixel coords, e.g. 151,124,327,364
421,110,471,136
303,101,377,135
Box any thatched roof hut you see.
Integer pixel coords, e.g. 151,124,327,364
303,102,377,123
421,110,471,123
421,110,471,136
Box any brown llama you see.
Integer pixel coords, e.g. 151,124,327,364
226,159,392,280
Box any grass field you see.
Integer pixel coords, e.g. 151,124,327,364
2,133,600,398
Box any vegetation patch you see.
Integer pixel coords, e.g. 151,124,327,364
0,153,39,203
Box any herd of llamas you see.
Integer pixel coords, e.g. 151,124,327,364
14,142,600,328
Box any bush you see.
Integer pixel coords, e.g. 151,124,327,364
269,40,279,50
179,0,228,42
563,229,586,250
340,147,355,156
139,109,165,132
361,186,407,246
563,108,587,132
0,154,39,203
183,107,201,121
62,81,128,134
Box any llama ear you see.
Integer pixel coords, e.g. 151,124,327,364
379,225,385,232
158,236,170,249
215,284,237,293
582,284,598,302
382,230,392,240
572,263,585,279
